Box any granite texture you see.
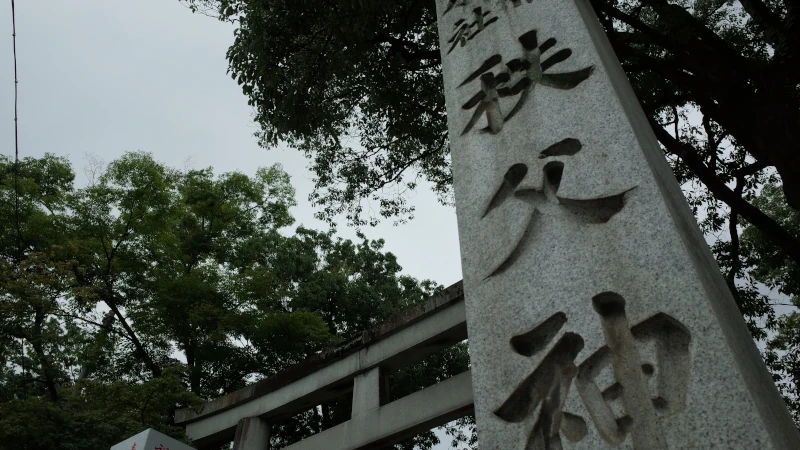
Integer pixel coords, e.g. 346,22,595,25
110,428,197,450
434,0,799,448
232,417,270,450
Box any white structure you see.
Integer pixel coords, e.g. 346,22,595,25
175,284,471,449
111,428,196,450
435,0,798,448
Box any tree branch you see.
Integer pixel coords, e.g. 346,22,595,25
649,120,800,266
737,0,790,53
727,178,745,282
52,310,127,340
104,296,162,378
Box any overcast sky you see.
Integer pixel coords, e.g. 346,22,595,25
0,0,463,288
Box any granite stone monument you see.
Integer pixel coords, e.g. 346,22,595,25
434,0,800,448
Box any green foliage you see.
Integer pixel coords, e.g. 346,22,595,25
0,153,466,449
0,366,200,450
388,342,475,450
185,0,450,226
181,0,800,435
743,184,800,297
741,184,800,421
182,0,800,427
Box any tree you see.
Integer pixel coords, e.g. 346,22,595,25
185,0,448,227
740,183,800,423
183,0,798,232
0,154,77,403
0,153,469,449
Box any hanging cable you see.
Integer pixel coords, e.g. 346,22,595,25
11,0,21,262
11,0,26,411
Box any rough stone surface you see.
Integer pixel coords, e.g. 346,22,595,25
110,428,196,450
352,367,382,417
233,417,270,450
434,0,799,448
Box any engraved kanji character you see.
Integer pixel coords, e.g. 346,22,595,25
495,293,692,449
459,30,594,135
461,68,507,134
482,139,633,278
494,313,589,450
447,7,499,54
576,293,691,449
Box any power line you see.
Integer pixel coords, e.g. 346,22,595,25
11,0,21,262
10,1,26,412
11,0,17,162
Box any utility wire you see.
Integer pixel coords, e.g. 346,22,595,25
10,0,26,406
11,0,21,261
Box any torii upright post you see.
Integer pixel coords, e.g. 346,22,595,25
433,0,799,448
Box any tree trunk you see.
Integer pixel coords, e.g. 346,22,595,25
32,306,59,402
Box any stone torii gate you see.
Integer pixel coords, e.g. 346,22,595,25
176,0,800,448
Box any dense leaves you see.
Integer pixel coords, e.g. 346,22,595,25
0,153,469,449
186,0,451,226
742,184,800,422
0,367,199,450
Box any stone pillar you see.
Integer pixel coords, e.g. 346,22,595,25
351,367,388,417
232,416,270,450
433,0,799,449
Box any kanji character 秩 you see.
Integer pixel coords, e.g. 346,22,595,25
459,30,594,135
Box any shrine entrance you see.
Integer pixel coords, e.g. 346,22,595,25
174,283,471,450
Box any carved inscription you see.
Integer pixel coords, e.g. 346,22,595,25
578,294,691,448
483,139,634,278
459,30,594,135
494,293,692,449
448,7,498,54
495,318,587,450
444,0,534,16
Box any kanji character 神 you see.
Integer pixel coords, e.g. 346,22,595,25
494,292,691,449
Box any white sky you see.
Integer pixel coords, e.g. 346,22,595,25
0,2,462,448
